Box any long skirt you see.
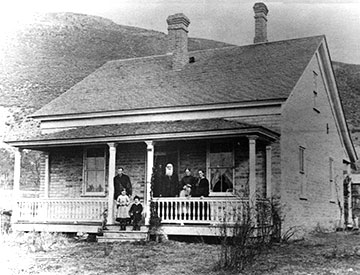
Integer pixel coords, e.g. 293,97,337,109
116,205,129,219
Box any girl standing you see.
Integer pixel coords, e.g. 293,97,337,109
116,189,130,231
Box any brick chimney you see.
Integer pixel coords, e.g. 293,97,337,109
167,13,190,70
253,2,269,43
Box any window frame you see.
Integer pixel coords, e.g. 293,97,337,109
82,147,106,197
299,146,307,200
206,141,235,197
312,70,320,113
299,146,305,174
329,157,336,202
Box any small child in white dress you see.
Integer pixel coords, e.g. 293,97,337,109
116,189,130,231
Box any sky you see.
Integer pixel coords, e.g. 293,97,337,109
0,0,359,64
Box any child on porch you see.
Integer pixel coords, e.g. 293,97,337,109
129,196,143,231
116,189,130,231
179,184,191,223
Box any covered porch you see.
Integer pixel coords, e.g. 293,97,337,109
9,119,279,234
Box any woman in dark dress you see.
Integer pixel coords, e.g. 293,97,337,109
193,169,210,220
193,170,210,197
180,168,196,196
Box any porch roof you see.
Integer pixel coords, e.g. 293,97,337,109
6,118,279,148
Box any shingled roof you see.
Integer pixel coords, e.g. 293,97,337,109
6,118,279,147
32,35,324,117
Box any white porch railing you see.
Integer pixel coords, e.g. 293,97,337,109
13,198,108,223
152,197,268,225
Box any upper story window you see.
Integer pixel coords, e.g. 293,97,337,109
329,157,336,202
83,147,106,196
208,141,234,195
313,71,320,113
299,146,307,199
299,146,305,174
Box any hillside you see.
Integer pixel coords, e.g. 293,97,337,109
333,62,360,129
0,12,229,125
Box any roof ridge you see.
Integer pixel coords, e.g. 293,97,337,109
188,34,325,55
97,35,326,66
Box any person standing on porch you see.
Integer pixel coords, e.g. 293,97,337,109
129,196,143,231
180,168,196,196
113,167,132,200
193,169,210,220
193,170,210,197
116,189,130,231
160,163,179,197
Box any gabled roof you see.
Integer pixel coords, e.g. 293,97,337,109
6,118,279,148
32,35,324,118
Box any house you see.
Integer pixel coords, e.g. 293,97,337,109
5,2,357,238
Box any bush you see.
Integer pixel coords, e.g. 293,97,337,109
216,198,281,272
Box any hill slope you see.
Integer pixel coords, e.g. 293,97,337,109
0,12,229,115
333,61,360,151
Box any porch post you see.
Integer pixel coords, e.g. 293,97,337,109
13,148,22,222
107,142,117,224
347,164,353,228
144,141,154,226
248,136,257,224
266,145,272,199
44,151,50,198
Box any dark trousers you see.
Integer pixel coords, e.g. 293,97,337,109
131,214,142,230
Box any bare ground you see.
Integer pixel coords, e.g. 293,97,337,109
1,231,360,275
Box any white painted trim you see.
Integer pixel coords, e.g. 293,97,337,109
248,135,257,225
34,99,285,121
9,127,279,148
107,143,117,224
12,148,22,222
144,141,154,226
44,152,50,198
39,103,283,131
266,146,272,198
316,40,357,162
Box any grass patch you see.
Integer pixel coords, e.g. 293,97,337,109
1,231,360,274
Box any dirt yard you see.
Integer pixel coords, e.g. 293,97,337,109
1,231,360,275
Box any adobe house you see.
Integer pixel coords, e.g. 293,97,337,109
6,2,357,239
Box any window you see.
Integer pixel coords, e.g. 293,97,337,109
208,142,234,195
83,147,106,195
299,146,307,199
313,71,320,113
313,71,318,91
329,157,336,202
299,146,305,174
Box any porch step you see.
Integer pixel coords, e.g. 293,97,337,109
97,225,148,243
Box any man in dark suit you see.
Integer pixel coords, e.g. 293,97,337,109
113,167,132,200
160,163,179,197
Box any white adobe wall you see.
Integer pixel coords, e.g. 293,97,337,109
280,52,348,236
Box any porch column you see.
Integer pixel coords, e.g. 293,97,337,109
144,141,154,226
107,142,117,224
266,145,272,199
44,151,50,198
248,136,257,224
13,148,22,222
347,164,353,228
